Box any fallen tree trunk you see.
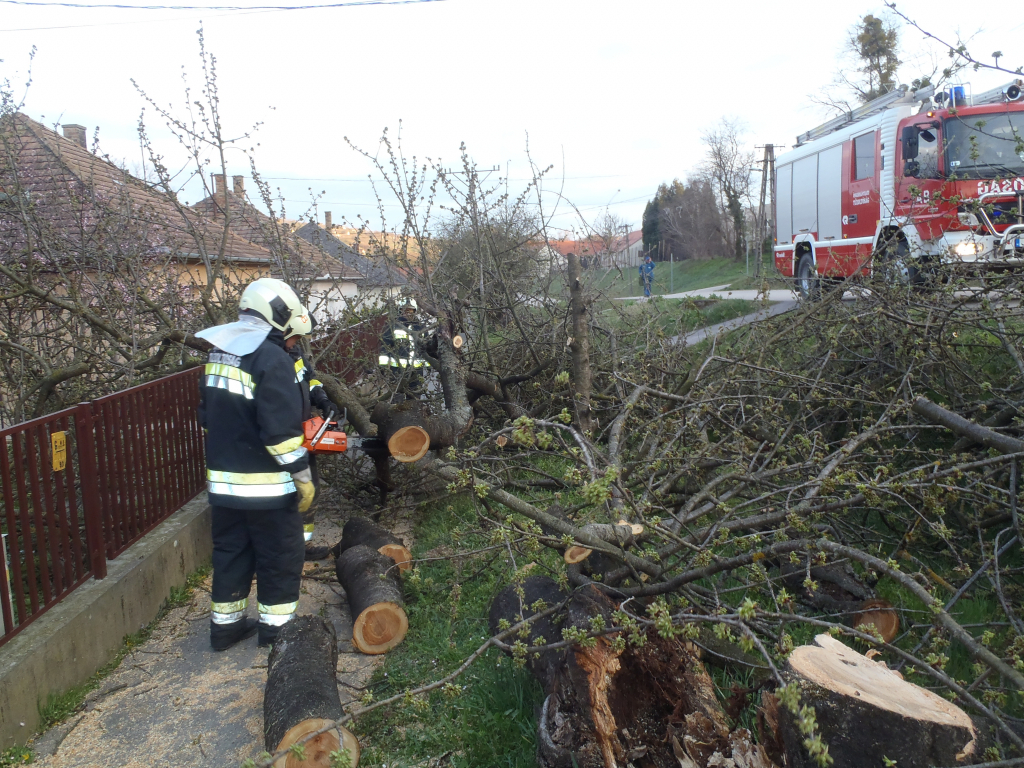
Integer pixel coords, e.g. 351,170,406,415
774,634,977,768
564,522,643,564
912,396,1024,454
334,517,412,572
488,584,773,768
488,575,567,692
336,544,408,654
264,616,360,768
369,400,432,462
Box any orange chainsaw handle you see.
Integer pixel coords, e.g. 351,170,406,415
302,416,348,453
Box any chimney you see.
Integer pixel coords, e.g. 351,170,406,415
324,211,333,230
62,124,87,149
232,175,244,195
211,173,226,203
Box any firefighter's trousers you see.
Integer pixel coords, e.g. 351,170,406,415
300,454,321,542
210,504,304,630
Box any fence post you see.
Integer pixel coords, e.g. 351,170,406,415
76,401,107,580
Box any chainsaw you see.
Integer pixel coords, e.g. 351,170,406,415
302,409,386,455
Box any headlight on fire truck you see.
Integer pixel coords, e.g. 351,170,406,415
952,241,984,258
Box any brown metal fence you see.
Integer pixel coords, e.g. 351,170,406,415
0,367,205,648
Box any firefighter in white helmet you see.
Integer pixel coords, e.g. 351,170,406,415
196,277,315,650
379,297,429,398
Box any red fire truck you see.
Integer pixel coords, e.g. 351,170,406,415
774,80,1024,298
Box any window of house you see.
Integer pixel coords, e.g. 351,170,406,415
853,132,876,180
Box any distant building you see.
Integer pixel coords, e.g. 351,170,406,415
293,216,407,305
191,176,363,319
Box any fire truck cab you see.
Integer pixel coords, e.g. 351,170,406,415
774,81,1024,298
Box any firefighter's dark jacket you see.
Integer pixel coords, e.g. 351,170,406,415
199,329,309,510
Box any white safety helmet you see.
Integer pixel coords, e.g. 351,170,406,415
401,297,418,313
284,308,315,340
239,278,310,337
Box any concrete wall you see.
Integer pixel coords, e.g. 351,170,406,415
0,496,212,748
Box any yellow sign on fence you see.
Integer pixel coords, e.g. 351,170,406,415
51,431,67,472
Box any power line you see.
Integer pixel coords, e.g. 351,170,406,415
262,173,632,182
0,6,271,30
0,0,441,9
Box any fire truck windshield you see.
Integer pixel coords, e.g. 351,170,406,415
945,112,1024,179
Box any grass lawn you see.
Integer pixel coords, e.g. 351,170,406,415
586,251,778,299
354,496,546,768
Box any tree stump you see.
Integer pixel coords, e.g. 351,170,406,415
335,544,408,654
488,575,568,691
264,616,360,768
334,517,412,572
490,583,776,768
370,400,431,462
776,634,977,768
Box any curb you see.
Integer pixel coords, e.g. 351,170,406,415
0,495,212,748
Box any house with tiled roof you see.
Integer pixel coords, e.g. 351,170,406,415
1,113,274,277
191,176,364,318
293,216,407,298
0,112,365,325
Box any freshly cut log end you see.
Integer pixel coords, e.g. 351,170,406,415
778,634,976,768
452,333,465,349
336,544,408,655
388,425,430,463
264,617,360,767
272,718,360,768
564,545,592,564
562,522,643,564
854,598,899,643
353,601,408,655
336,517,413,572
378,543,413,572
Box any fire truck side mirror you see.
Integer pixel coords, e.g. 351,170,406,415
901,126,919,161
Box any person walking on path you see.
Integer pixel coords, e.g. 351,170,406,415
639,254,655,298
196,277,316,650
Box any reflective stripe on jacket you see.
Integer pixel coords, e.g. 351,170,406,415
198,335,308,510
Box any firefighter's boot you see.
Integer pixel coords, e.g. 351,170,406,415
210,617,258,652
304,543,331,561
258,619,293,648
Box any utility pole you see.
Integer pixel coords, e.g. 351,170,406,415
755,144,776,280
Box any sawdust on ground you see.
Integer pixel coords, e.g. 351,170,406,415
31,493,415,768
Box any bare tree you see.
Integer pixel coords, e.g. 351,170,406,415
700,119,755,261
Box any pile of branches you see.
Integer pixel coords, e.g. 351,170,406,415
320,225,1024,765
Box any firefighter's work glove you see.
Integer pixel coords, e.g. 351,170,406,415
320,400,343,421
292,468,315,514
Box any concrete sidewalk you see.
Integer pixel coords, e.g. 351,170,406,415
30,489,407,768
672,300,799,346
616,284,801,303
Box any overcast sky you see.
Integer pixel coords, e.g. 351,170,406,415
2,0,1020,235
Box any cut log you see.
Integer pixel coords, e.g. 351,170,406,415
335,544,408,654
488,575,568,691
264,616,360,768
334,517,412,572
370,400,431,463
563,521,644,564
776,634,976,768
853,598,899,643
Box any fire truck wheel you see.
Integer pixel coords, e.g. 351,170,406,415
796,253,820,300
877,237,921,286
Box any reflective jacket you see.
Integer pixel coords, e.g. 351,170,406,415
379,318,427,369
198,331,309,510
290,350,333,417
